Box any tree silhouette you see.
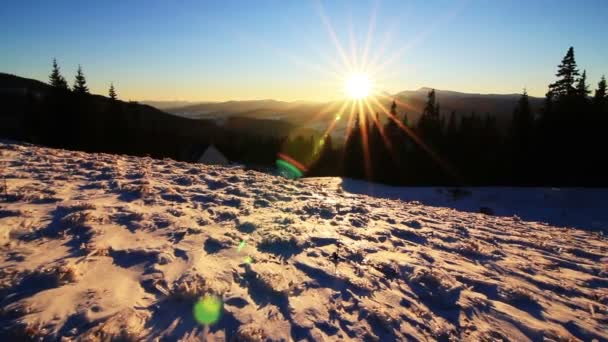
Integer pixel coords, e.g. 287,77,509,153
418,89,442,146
109,83,117,100
576,70,590,99
548,47,579,98
593,75,606,109
49,58,69,89
73,65,89,94
343,114,365,179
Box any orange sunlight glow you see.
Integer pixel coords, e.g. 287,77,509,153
270,1,460,182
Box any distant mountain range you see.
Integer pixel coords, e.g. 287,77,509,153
145,88,543,125
2,72,543,148
143,88,542,138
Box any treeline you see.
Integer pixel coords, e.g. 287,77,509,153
306,47,608,186
5,47,607,186
8,61,282,165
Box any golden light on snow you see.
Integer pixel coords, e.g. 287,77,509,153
344,73,372,99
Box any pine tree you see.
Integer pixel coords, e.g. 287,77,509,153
418,89,442,143
73,65,89,94
402,112,410,127
390,99,398,118
343,114,365,179
576,70,590,98
49,58,69,89
109,83,117,100
422,89,436,118
548,47,579,98
593,75,606,106
513,89,532,129
384,100,399,138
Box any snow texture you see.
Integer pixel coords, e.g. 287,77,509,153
0,141,607,341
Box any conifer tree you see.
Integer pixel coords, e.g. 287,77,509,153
593,75,606,106
418,89,442,143
513,89,532,130
422,89,437,118
109,83,117,100
402,112,410,127
344,114,365,179
576,70,590,98
548,47,579,98
49,58,69,89
73,65,89,94
384,100,399,137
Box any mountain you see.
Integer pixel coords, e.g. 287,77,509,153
0,73,306,164
393,87,543,124
157,88,543,134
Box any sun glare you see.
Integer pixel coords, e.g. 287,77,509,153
345,73,372,99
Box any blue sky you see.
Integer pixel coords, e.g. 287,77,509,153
1,0,607,101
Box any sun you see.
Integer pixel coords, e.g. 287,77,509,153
344,73,372,99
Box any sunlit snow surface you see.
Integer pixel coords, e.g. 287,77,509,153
0,141,606,341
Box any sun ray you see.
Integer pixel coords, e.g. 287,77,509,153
320,100,350,138
376,92,419,114
299,100,342,127
363,98,398,160
315,0,354,73
357,100,373,179
369,96,457,178
343,99,358,142
360,0,379,71
368,2,467,78
348,15,359,70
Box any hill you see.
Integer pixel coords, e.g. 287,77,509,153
0,141,606,340
159,88,543,130
0,73,304,164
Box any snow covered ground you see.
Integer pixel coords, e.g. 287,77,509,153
305,178,608,232
0,141,607,341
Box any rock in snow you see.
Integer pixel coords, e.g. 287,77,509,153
0,141,607,341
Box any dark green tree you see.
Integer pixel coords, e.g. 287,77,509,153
73,65,89,94
417,88,442,144
575,70,590,98
548,47,579,98
109,83,117,100
512,89,532,132
49,58,69,89
593,75,606,108
343,114,365,179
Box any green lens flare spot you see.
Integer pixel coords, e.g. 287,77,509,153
276,159,303,179
237,240,246,252
193,295,222,325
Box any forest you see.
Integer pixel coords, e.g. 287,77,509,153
3,47,607,186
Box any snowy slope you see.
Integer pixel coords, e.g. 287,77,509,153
0,141,607,341
305,178,608,232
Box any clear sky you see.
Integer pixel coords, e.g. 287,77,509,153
1,0,607,102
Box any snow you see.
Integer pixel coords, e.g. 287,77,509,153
306,178,608,232
0,141,607,341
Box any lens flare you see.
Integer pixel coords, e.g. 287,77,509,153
237,240,246,252
276,159,303,179
193,295,222,325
